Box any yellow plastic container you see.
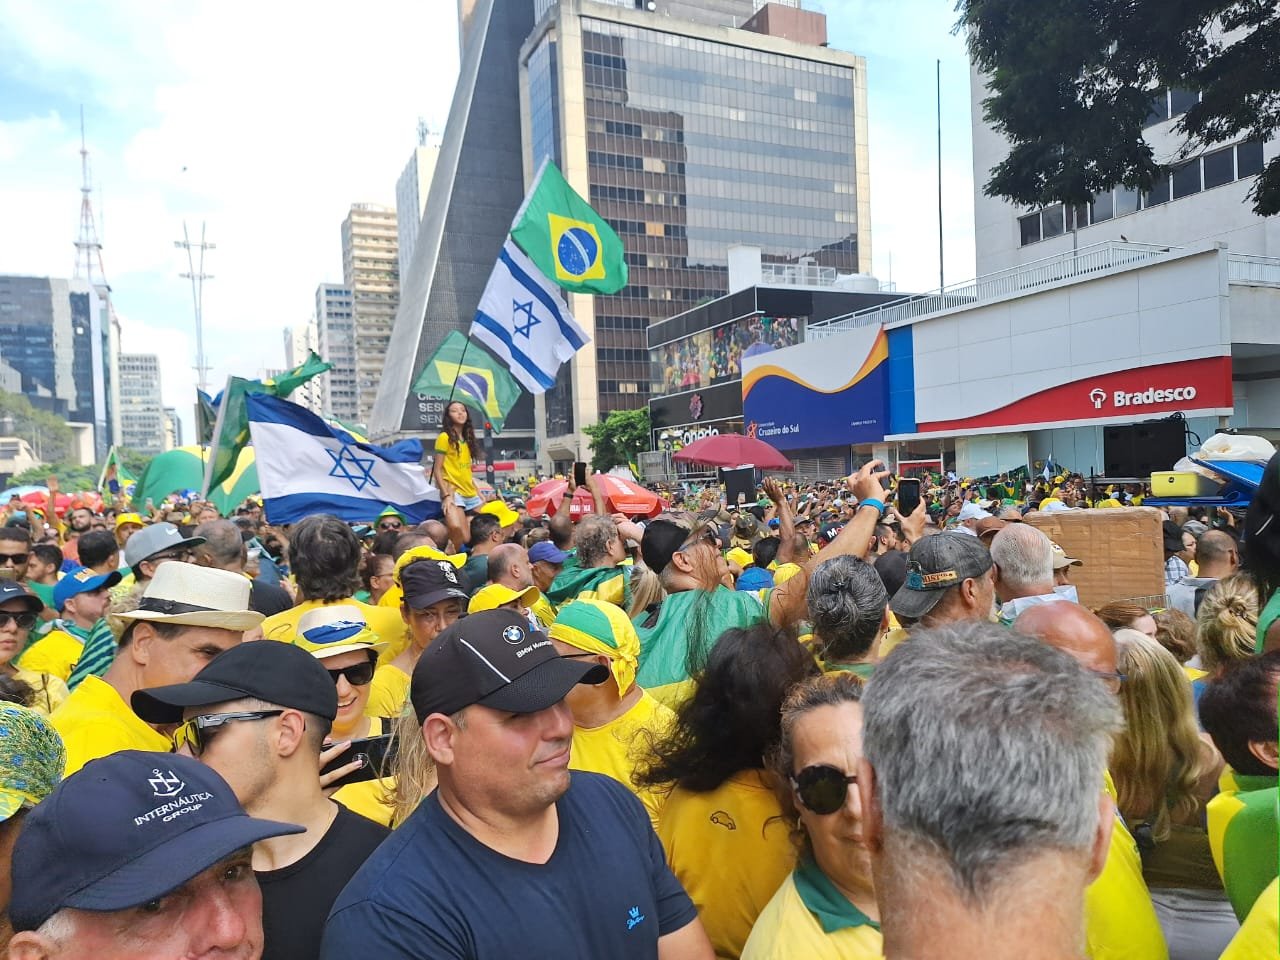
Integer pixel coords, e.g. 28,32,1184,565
1150,471,1220,497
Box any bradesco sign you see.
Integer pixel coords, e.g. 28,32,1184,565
1097,386,1197,409
913,356,1233,434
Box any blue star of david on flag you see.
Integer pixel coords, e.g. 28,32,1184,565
327,443,380,492
512,299,540,339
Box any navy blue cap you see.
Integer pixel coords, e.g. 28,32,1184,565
0,579,42,613
9,750,301,932
52,566,122,612
528,541,568,565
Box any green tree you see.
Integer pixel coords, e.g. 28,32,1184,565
0,391,74,463
10,463,99,492
583,408,650,474
117,447,151,479
958,0,1280,215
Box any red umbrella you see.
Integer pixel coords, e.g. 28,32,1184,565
525,475,666,520
672,434,792,470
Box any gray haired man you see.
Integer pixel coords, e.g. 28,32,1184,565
858,622,1122,960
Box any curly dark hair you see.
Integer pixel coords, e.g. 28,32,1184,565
443,401,478,454
637,622,818,793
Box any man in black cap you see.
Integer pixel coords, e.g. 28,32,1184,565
131,641,388,960
322,609,715,960
7,750,301,959
1162,519,1192,587
889,532,996,629
366,555,470,718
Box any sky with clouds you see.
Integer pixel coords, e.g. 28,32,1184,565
0,0,977,441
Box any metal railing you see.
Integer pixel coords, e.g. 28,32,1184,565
807,240,1179,339
1228,253,1280,286
760,261,838,287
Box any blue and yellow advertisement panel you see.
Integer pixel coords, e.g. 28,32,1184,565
741,326,888,450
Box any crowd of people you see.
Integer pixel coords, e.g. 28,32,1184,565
0,403,1278,959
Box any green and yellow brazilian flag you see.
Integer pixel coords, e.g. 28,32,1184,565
412,331,522,432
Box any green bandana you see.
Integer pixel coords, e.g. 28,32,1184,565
63,618,118,691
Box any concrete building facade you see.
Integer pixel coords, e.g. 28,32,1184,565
316,284,357,424
283,320,324,415
396,143,441,285
341,204,400,427
118,352,167,455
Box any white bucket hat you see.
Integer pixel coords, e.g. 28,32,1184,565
115,563,264,631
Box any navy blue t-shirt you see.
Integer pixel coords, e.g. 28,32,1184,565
320,771,697,960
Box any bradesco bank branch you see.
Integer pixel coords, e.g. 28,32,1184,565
742,243,1269,477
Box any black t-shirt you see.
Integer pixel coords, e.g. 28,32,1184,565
259,802,389,960
250,578,294,618
321,772,697,960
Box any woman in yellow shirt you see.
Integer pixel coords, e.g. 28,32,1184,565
0,583,67,716
639,623,818,959
743,672,882,960
433,401,482,512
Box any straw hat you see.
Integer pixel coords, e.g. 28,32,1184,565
115,563,263,631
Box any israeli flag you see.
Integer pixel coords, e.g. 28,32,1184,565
470,238,590,393
245,394,442,524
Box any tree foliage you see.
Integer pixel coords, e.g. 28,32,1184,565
10,463,99,492
583,408,650,473
0,391,74,463
958,0,1280,215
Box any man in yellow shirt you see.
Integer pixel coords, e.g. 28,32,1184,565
52,563,261,774
17,566,120,682
484,543,556,628
260,514,408,653
547,599,675,828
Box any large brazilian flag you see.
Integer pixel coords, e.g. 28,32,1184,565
136,446,258,514
509,160,628,295
412,330,522,432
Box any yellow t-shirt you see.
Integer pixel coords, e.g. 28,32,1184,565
569,691,675,829
1220,877,1279,960
366,663,411,720
657,769,795,960
434,433,478,499
530,590,557,630
16,630,83,683
1087,771,1168,960
52,675,172,775
332,716,396,828
12,667,69,716
741,870,883,960
262,598,408,657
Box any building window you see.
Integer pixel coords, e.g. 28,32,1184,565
1143,173,1171,208
1237,139,1264,178
1202,146,1235,189
1018,212,1042,246
1169,87,1200,117
1172,159,1201,199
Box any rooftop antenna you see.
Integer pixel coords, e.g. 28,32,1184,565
73,106,112,300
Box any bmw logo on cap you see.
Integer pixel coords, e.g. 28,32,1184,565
502,625,526,645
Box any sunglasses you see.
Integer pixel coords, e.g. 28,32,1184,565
328,661,376,687
676,527,719,555
173,710,283,756
792,763,858,815
0,553,28,565
377,521,403,531
151,549,194,564
0,612,37,630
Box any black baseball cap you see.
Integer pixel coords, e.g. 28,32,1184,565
1162,519,1186,552
411,609,608,722
131,639,338,725
9,750,301,932
0,579,41,613
401,557,470,609
640,518,691,575
890,533,993,620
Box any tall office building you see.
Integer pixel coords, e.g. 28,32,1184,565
118,352,167,455
0,274,116,456
371,0,868,471
162,407,182,450
315,284,357,423
341,204,400,426
396,142,441,284
371,0,538,443
525,0,870,464
283,320,324,415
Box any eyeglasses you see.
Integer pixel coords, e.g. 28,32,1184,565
0,553,28,565
0,612,37,630
172,710,283,755
792,764,858,815
1089,669,1128,693
151,549,193,564
327,661,375,687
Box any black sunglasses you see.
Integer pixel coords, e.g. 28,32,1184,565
792,763,858,815
0,612,37,629
377,521,403,531
173,710,283,756
328,661,376,687
0,553,28,565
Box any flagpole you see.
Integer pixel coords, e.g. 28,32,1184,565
445,331,475,407
202,375,233,499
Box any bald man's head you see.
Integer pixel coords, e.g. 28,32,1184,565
419,519,449,549
1014,602,1118,679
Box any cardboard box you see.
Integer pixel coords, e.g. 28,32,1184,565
1025,507,1165,610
